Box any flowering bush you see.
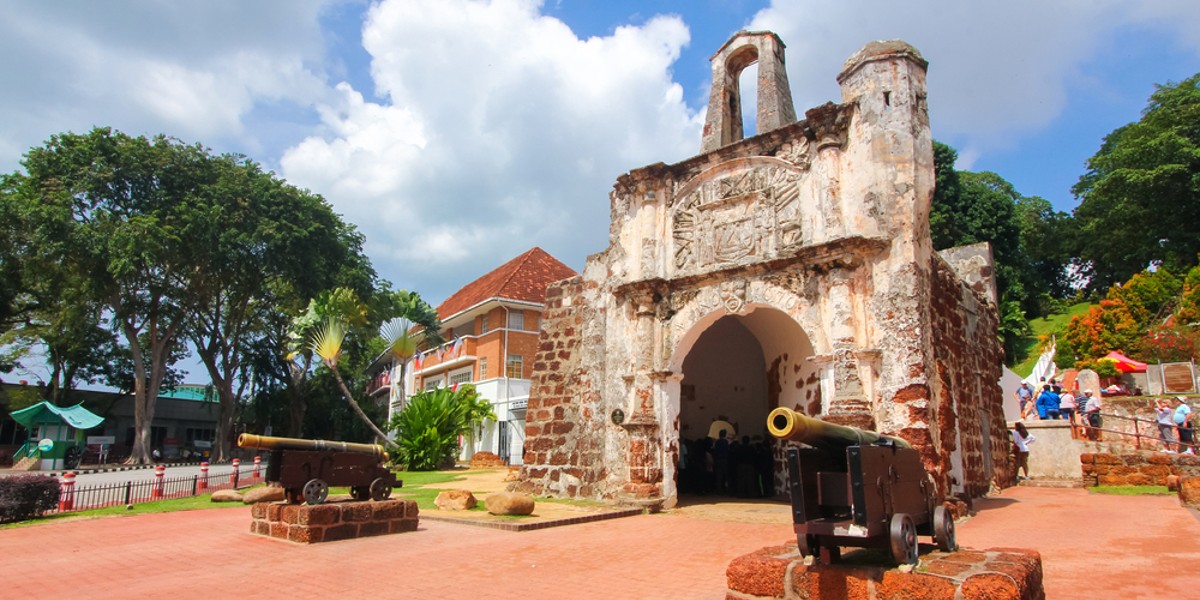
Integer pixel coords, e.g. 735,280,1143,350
1137,324,1199,363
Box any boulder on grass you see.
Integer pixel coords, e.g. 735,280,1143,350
211,489,244,503
243,485,287,504
435,489,477,510
469,451,506,469
485,491,534,516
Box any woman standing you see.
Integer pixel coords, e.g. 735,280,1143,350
1012,422,1036,481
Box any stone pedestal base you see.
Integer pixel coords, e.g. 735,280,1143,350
726,543,1043,600
250,499,419,544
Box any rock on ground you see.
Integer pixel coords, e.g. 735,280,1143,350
434,489,477,510
243,486,286,504
211,489,244,503
486,491,534,515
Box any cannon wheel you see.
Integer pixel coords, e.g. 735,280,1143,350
889,513,918,565
350,486,370,501
369,477,392,501
933,505,956,552
302,478,329,505
64,445,83,469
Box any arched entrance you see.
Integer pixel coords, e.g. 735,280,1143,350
670,305,817,500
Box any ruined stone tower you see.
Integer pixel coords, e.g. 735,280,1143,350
514,35,1007,508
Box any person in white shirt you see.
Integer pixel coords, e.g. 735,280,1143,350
1156,399,1178,452
1011,421,1036,481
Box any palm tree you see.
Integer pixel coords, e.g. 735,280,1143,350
380,290,442,422
310,317,393,445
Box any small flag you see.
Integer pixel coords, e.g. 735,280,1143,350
451,336,463,357
413,351,423,370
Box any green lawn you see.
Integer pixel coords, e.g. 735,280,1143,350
2,468,530,528
1087,485,1174,496
1012,301,1094,377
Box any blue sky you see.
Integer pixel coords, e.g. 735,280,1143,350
3,0,1199,314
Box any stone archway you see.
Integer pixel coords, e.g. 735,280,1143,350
667,305,817,501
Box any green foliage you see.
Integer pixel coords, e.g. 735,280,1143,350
1107,269,1182,327
1073,73,1200,289
0,475,60,523
388,385,496,471
1136,324,1199,362
1064,299,1141,361
931,142,1076,363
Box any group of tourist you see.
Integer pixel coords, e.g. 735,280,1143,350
1155,396,1195,454
1015,380,1103,433
1013,380,1197,481
678,430,775,498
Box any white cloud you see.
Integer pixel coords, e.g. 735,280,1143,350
281,0,700,300
0,0,336,168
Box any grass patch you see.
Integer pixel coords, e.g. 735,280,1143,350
1012,301,1094,377
1088,485,1173,496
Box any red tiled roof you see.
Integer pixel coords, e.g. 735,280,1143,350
435,247,578,320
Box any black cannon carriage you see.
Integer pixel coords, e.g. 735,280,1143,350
237,434,400,505
766,407,955,565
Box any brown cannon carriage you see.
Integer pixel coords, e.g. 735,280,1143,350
237,434,400,505
767,407,955,565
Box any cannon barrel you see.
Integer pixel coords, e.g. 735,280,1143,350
766,407,911,449
237,433,386,460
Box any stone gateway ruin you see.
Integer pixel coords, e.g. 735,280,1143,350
513,33,1008,508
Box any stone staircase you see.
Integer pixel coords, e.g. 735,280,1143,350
10,456,39,471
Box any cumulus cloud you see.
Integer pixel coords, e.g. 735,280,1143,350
0,0,335,169
281,0,701,300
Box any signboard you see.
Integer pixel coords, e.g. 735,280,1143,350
87,436,116,445
194,440,212,449
37,438,54,452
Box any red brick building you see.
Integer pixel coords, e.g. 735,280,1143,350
379,247,576,464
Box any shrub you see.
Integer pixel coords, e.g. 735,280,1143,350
0,475,60,523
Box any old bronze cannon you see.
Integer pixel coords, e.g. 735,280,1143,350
766,407,954,565
237,433,400,505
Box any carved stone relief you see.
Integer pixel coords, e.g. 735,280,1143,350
672,165,803,274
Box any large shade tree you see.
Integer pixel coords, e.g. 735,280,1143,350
7,128,216,462
1073,73,1200,289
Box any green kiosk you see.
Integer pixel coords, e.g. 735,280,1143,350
9,402,105,470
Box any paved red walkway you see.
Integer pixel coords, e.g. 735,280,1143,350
2,487,1198,598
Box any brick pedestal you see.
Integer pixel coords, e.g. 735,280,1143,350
250,499,419,544
726,543,1044,600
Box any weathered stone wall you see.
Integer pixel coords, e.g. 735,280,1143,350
1080,452,1200,487
928,252,1008,498
516,35,1002,506
511,274,615,498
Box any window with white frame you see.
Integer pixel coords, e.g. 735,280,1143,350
505,354,523,379
507,310,524,330
423,377,442,391
480,315,489,333
449,368,472,387
479,357,487,378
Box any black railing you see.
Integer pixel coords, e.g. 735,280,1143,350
52,466,263,514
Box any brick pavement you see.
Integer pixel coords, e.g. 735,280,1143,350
2,487,1198,599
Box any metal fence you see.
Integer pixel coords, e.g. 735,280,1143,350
52,467,263,514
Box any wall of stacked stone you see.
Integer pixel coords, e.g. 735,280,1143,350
249,500,418,544
1080,452,1200,487
927,254,1008,498
514,275,612,499
726,543,1044,600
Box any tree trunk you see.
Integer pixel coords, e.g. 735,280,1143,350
327,362,394,447
286,356,309,437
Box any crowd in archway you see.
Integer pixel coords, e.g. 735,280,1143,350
678,433,776,498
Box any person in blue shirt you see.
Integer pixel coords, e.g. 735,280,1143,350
1035,385,1060,420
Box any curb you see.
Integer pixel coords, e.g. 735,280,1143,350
421,507,643,532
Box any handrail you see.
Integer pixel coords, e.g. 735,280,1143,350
1077,411,1196,453
13,441,34,461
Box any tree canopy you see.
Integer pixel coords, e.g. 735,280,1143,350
1073,73,1200,289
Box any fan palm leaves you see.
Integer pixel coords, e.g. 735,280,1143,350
309,316,393,445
